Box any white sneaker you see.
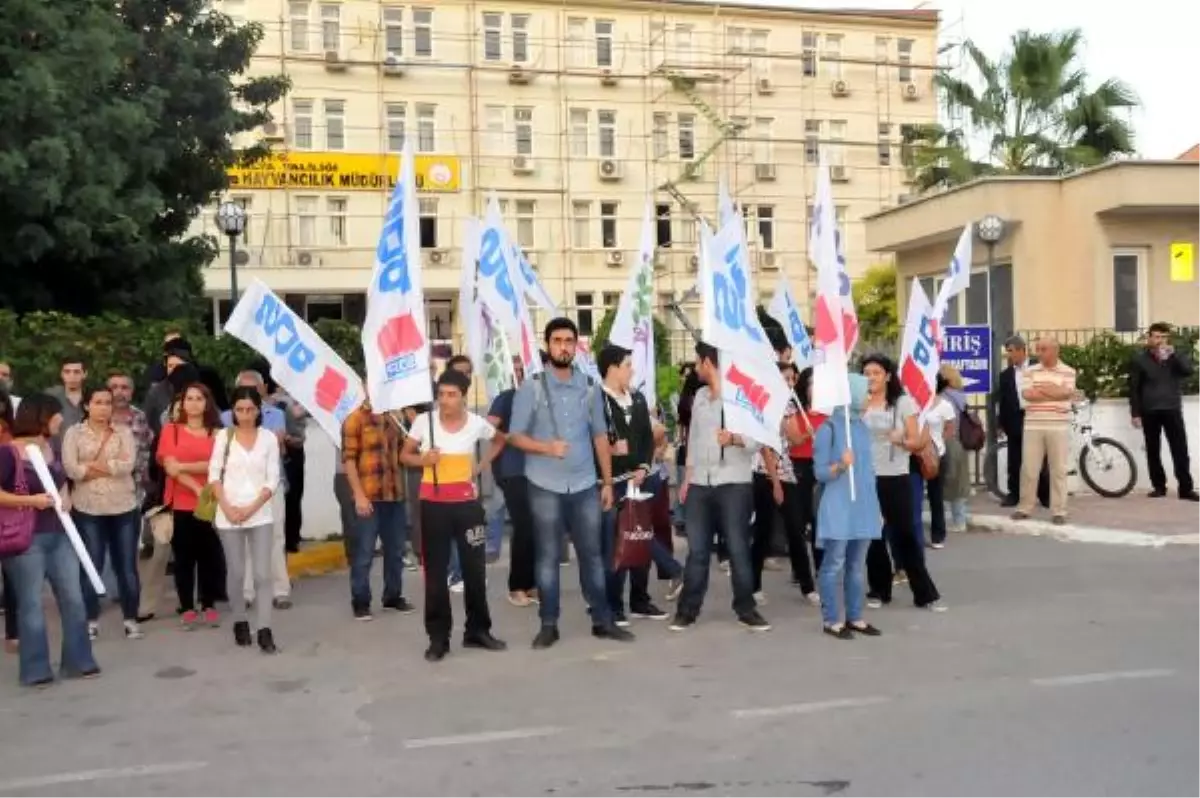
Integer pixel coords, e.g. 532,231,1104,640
866,598,883,610
665,578,684,602
448,580,465,594
803,592,822,607
87,621,99,641
123,620,144,640
753,591,768,606
923,601,949,613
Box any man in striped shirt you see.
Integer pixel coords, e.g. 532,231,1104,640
1013,338,1076,524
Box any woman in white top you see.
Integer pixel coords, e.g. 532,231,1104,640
916,389,957,550
209,386,281,654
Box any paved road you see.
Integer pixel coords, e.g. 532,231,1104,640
0,533,1195,797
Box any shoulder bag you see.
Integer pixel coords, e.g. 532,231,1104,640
0,445,36,558
193,430,231,523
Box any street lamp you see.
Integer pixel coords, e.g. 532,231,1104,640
975,213,1006,448
215,201,247,304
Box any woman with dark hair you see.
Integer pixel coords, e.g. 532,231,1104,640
0,395,100,685
210,386,281,653
859,354,944,611
156,383,223,630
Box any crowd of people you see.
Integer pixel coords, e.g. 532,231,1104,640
0,319,1193,683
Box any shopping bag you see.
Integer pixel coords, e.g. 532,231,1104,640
613,493,654,570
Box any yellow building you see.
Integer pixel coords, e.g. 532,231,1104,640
202,0,939,348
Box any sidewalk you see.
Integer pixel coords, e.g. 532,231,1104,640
964,490,1199,547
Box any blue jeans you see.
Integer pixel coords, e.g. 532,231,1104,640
948,498,969,529
350,500,407,609
486,490,507,559
5,533,98,685
601,474,682,613
75,509,141,622
818,538,870,627
528,483,610,628
679,482,756,619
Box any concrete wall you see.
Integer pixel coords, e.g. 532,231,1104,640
1087,397,1200,492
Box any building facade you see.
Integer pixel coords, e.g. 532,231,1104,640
201,0,938,349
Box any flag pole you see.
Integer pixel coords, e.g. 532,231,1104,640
843,400,856,501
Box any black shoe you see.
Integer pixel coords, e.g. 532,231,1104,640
1000,497,1019,507
738,610,772,632
1181,491,1200,502
668,613,696,632
233,621,252,647
1149,488,1168,498
612,611,630,628
630,603,669,620
257,628,278,655
463,631,508,651
136,613,155,624
847,622,882,637
424,640,449,662
532,626,560,650
592,623,635,642
382,596,416,614
352,604,373,622
823,625,854,640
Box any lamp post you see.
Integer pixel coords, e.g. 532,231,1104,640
215,201,247,305
975,213,1006,449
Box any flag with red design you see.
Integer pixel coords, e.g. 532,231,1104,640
807,159,852,413
899,278,940,418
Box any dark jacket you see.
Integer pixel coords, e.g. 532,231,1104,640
1130,348,1193,417
992,365,1025,437
601,389,653,480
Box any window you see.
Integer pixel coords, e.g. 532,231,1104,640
595,20,614,68
320,4,340,52
289,1,309,52
897,38,913,83
964,276,989,325
823,33,842,78
296,196,318,247
230,196,252,244
804,119,821,163
749,29,768,55
419,198,437,248
877,123,891,166
576,293,595,336
652,113,669,159
383,6,403,55
514,200,536,248
413,7,433,57
602,291,621,310
323,99,345,150
757,205,775,250
899,123,917,166
876,36,889,62
801,32,817,77
835,205,847,229
482,12,502,61
727,26,745,53
386,103,406,151
829,119,847,165
674,24,693,64
327,197,347,245
512,14,530,63
416,103,436,152
1112,252,1142,332
572,201,590,248
569,109,588,157
600,201,618,248
730,115,750,160
655,203,672,248
598,110,616,158
566,17,586,67
754,117,773,164
514,107,533,155
292,99,314,149
484,105,505,154
678,113,695,160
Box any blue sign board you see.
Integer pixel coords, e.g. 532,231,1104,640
942,325,991,394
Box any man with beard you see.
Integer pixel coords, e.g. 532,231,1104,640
507,318,632,650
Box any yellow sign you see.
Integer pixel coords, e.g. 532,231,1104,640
227,151,461,193
1170,242,1195,282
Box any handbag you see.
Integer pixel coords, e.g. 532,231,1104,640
916,441,940,480
613,495,654,570
0,445,36,558
193,431,231,523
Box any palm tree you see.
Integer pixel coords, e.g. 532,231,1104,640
909,29,1139,191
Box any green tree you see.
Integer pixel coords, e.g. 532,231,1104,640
0,0,288,318
852,264,900,343
909,30,1138,192
591,307,675,406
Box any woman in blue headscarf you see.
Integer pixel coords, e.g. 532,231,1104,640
813,374,883,639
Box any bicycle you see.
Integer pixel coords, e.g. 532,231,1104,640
984,398,1138,500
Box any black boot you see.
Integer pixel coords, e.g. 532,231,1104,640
233,621,252,647
424,639,449,662
257,628,278,655
463,631,507,651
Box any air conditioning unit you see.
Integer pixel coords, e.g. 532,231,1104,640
605,250,625,266
599,68,619,86
597,159,622,181
831,79,850,97
759,252,778,270
261,122,284,142
233,250,252,266
755,163,777,181
511,156,534,175
508,65,530,84
830,165,849,182
902,82,920,101
296,251,315,266
383,53,404,76
429,249,449,265
324,51,347,71
757,77,774,94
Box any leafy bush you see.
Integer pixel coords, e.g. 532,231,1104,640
590,308,676,407
1060,328,1199,399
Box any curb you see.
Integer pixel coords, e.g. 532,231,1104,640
287,541,348,579
965,514,1199,548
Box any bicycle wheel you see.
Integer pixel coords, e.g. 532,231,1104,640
1079,437,1138,498
985,440,1008,501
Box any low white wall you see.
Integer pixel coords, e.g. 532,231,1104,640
1087,396,1199,490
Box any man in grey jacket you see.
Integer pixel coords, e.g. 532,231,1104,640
44,355,86,437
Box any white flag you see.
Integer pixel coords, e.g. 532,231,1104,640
899,278,940,415
610,200,658,407
509,234,558,312
478,194,539,374
766,275,814,369
809,157,852,413
459,216,485,379
933,224,973,322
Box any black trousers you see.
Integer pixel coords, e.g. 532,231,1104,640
794,458,824,572
1008,426,1050,507
1142,408,1194,494
498,476,537,593
421,500,492,644
867,475,940,607
171,510,224,612
751,474,815,595
2,565,17,641
283,447,306,552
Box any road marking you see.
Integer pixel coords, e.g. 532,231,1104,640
403,726,565,749
732,695,891,719
1031,669,1176,687
0,762,207,793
